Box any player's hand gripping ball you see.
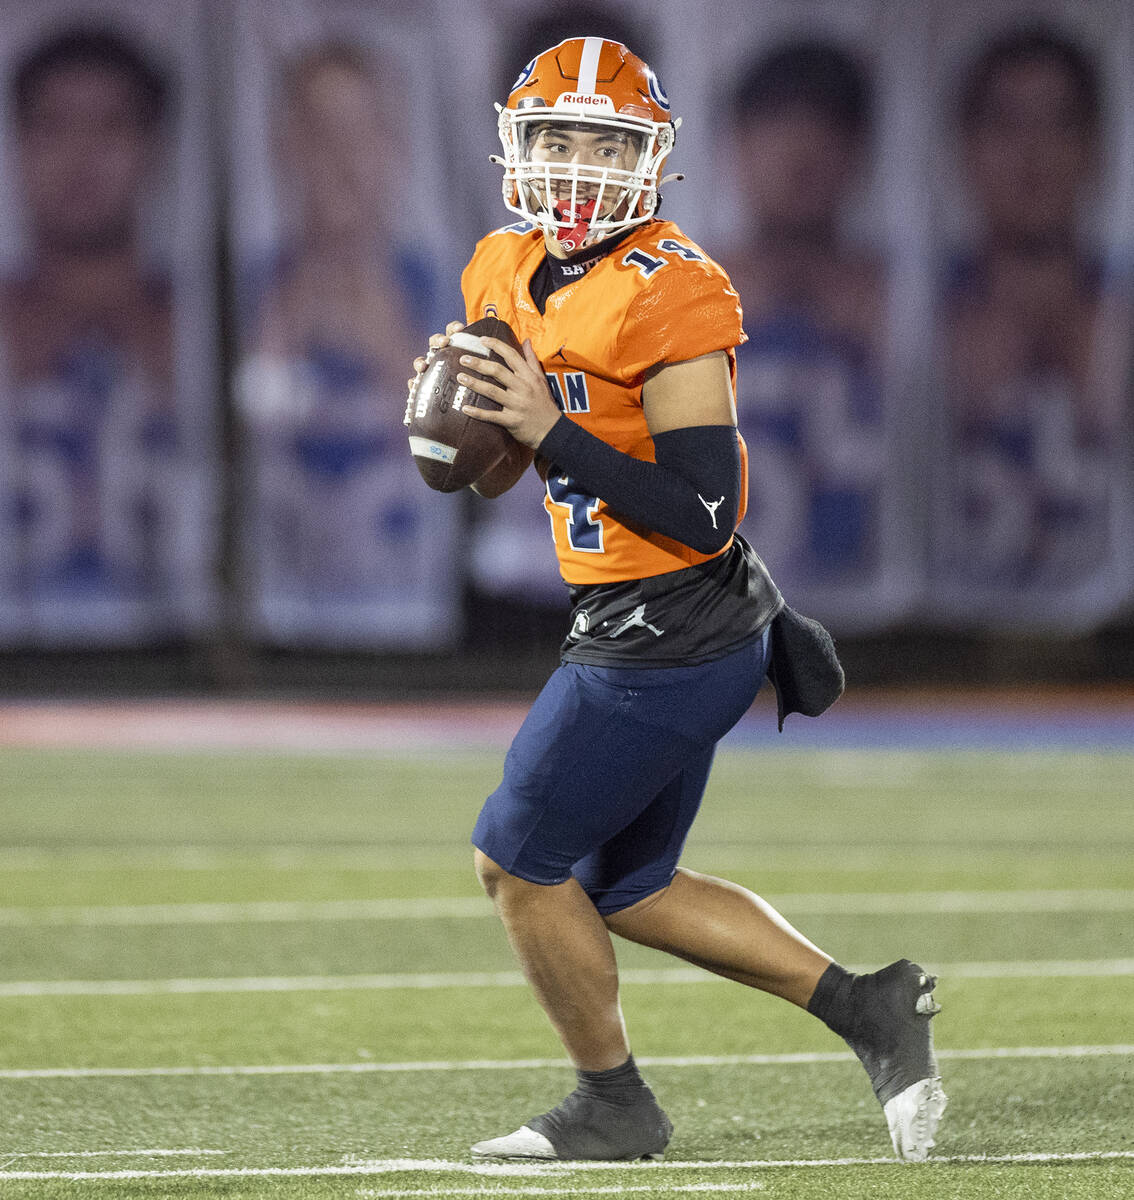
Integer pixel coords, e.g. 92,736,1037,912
405,316,522,492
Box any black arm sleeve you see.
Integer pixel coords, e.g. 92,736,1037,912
536,416,741,554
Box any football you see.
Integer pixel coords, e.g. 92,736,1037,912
406,316,522,492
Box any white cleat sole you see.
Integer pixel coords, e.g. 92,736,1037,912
883,1077,948,1161
470,1124,667,1163
471,1125,558,1160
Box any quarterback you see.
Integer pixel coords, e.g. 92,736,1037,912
411,37,945,1162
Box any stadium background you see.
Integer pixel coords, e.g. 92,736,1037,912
0,0,1132,700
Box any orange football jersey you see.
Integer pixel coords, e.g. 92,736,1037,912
462,219,749,585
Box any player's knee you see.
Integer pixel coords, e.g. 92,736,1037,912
475,848,565,906
473,848,510,899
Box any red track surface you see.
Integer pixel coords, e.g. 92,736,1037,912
1,687,1131,752
0,698,530,752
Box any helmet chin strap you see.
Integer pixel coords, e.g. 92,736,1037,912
553,197,598,253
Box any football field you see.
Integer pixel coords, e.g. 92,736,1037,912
1,696,1132,1199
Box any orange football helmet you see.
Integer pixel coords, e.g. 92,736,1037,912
494,37,680,251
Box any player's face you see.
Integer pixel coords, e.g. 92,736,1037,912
963,57,1096,243
17,65,156,254
525,123,643,215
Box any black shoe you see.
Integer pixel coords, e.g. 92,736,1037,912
471,1085,673,1161
844,959,947,1160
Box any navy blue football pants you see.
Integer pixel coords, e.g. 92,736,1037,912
472,626,770,914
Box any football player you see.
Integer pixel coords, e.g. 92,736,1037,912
409,37,945,1163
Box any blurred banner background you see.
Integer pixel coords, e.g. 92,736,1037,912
0,0,1132,692
0,0,218,647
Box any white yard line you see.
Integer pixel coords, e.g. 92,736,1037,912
2,1149,227,1158
333,1151,1134,1171
2,1150,1133,1182
3,958,1134,998
0,970,533,996
2,1044,1131,1081
0,897,492,925
352,1186,767,1196
0,843,1109,873
2,888,1133,926
771,889,1134,914
0,845,475,873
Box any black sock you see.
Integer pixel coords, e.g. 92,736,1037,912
806,962,859,1039
573,1056,649,1105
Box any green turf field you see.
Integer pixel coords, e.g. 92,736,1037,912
1,744,1132,1198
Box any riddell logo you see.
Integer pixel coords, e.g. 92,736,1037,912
558,92,614,109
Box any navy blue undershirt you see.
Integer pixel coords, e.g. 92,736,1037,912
528,230,632,314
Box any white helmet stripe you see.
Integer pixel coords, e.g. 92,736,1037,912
576,37,603,94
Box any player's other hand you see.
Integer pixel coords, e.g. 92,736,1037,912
407,321,466,393
458,337,561,450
